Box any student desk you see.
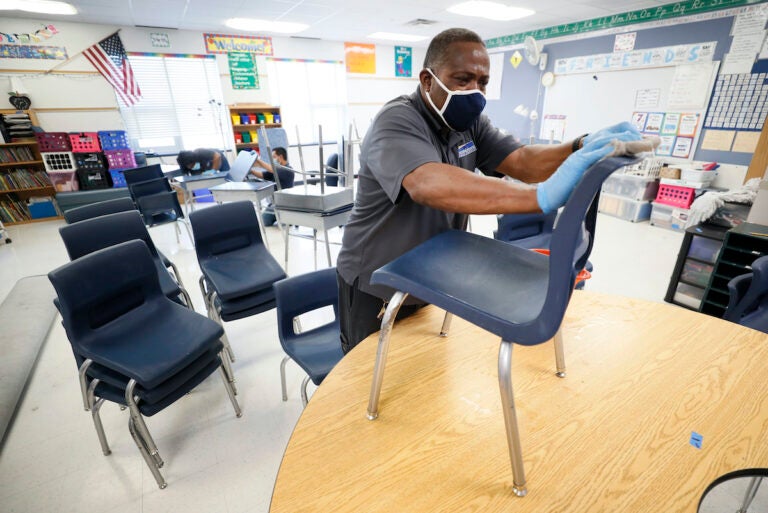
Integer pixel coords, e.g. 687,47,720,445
270,291,768,513
209,180,276,249
275,206,352,271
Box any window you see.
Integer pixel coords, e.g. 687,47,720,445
267,59,347,144
118,54,229,155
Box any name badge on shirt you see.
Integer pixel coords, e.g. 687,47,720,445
457,140,476,158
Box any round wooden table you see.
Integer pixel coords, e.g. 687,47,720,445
270,291,768,512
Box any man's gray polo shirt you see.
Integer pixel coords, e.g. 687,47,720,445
337,87,523,300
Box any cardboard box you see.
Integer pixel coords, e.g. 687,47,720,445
659,166,681,179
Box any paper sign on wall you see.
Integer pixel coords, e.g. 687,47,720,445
395,46,411,77
228,52,259,89
345,42,376,74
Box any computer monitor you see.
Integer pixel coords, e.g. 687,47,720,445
227,150,258,182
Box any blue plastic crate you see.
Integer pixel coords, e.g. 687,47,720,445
97,130,130,151
109,169,127,188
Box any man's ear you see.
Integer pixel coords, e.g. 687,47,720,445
418,69,431,91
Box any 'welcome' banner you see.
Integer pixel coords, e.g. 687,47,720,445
204,34,273,55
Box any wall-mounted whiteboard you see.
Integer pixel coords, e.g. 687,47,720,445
540,61,719,159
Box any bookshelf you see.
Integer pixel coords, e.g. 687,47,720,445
0,110,60,224
228,104,282,151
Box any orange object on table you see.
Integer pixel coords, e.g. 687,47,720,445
531,248,591,284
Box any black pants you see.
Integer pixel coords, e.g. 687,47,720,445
337,271,423,354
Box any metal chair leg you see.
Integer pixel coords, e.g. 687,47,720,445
498,339,527,497
177,219,193,246
737,476,763,513
167,261,186,290
280,355,291,401
219,364,242,418
125,380,164,468
128,416,166,489
219,347,237,395
78,359,93,411
209,291,235,363
439,311,453,337
179,286,195,311
367,291,409,420
300,375,311,407
323,228,332,267
553,328,566,378
86,379,111,455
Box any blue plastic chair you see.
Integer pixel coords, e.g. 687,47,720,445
58,210,194,310
366,155,640,495
48,239,241,489
724,255,768,333
190,201,287,363
274,267,344,406
62,197,180,287
494,212,557,249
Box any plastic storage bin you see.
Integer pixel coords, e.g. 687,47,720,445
103,149,136,170
42,152,77,172
598,194,652,222
48,170,79,192
77,168,111,190
688,235,722,263
109,169,127,188
97,130,130,151
650,202,690,231
34,132,71,152
655,183,696,208
601,174,660,201
28,200,58,219
74,152,106,171
681,168,717,184
68,132,101,153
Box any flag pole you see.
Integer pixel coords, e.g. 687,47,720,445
45,30,120,74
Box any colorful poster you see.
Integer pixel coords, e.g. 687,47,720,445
204,33,273,55
228,52,259,89
678,114,699,136
661,113,681,135
672,137,693,158
395,46,412,77
645,113,664,133
631,112,648,131
656,135,676,156
345,42,376,74
0,44,67,59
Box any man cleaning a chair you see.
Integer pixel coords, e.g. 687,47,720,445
336,27,643,354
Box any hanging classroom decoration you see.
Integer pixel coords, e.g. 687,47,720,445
0,24,59,44
345,42,375,74
395,46,412,77
204,33,273,55
0,44,67,59
228,52,259,90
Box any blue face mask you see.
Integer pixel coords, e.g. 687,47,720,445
190,162,201,171
425,68,486,132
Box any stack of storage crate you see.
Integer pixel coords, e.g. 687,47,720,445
98,131,135,188
597,159,661,222
69,132,110,190
36,132,79,192
650,168,717,231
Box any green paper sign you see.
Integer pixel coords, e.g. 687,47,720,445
228,52,259,90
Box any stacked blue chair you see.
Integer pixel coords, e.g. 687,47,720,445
48,239,241,489
123,164,192,244
365,155,640,496
273,267,344,406
62,197,181,287
190,201,287,363
724,255,768,333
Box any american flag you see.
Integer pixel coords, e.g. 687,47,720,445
83,32,141,106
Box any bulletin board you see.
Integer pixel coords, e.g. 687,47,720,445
540,62,718,160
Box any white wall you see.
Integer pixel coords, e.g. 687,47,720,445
0,17,424,154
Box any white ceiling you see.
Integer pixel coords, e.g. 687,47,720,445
8,0,677,45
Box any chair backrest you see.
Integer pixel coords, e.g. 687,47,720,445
274,267,339,348
64,197,136,224
48,239,164,338
493,212,556,246
59,210,161,262
724,255,768,332
123,164,163,187
227,150,259,183
325,153,340,186
189,200,263,258
538,155,640,339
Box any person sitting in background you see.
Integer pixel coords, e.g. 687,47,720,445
249,147,295,226
177,148,230,175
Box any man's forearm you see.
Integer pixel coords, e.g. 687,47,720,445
497,142,573,183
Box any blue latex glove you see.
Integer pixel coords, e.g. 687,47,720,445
536,131,640,214
583,121,641,148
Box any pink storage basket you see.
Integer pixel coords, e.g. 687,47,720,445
103,149,136,170
655,184,695,208
68,132,101,153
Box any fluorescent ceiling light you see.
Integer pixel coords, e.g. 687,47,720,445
0,0,77,14
367,32,428,42
225,18,309,34
447,1,534,21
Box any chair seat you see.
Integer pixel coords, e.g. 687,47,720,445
201,245,286,301
371,230,556,345
219,299,276,322
216,285,275,314
284,323,344,385
78,300,224,389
